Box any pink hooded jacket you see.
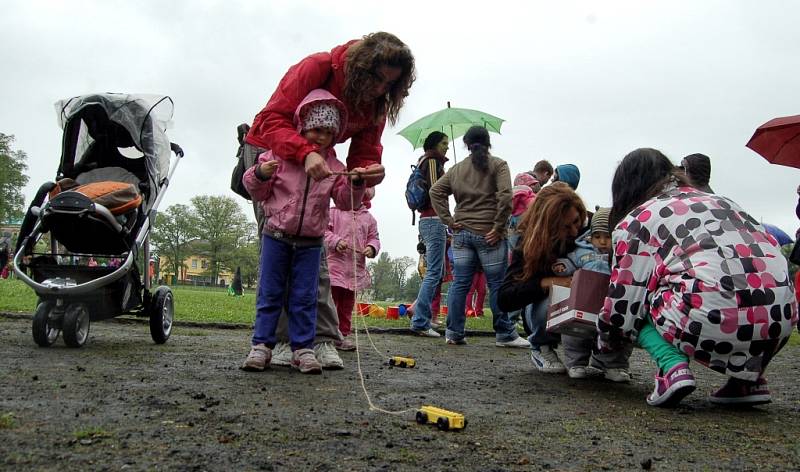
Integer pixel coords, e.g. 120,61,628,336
325,206,380,291
243,89,366,239
511,185,536,217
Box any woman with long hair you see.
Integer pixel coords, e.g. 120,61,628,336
429,126,528,348
247,31,416,183
601,148,797,407
499,184,581,372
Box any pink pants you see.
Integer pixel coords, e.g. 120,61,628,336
331,286,356,337
466,272,486,314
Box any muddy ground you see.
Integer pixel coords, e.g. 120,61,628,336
2,313,800,471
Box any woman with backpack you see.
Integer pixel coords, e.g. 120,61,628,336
410,131,450,337
429,126,529,348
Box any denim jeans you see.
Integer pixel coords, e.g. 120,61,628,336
445,229,518,343
525,299,560,350
411,217,447,331
252,235,321,350
505,231,523,323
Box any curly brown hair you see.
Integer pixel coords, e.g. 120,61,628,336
344,32,415,126
516,184,586,281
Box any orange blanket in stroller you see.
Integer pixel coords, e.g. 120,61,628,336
50,179,142,215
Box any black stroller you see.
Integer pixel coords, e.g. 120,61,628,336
13,93,183,348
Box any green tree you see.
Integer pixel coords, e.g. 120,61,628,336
0,134,30,224
226,221,260,288
150,204,196,283
191,195,249,285
402,271,422,301
368,253,415,301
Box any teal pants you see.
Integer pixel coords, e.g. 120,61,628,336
638,317,688,373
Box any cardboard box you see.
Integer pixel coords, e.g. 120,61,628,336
546,269,610,339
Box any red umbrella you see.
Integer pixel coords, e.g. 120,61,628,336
746,114,800,169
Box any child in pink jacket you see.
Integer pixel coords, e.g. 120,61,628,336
325,188,381,351
240,89,367,374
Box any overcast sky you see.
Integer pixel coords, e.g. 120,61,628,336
2,0,798,261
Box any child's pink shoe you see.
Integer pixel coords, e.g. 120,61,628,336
240,344,271,372
646,362,695,407
292,348,322,374
335,336,356,352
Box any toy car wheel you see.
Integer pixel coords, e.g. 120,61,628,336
388,358,396,366
149,286,174,344
32,300,59,347
399,361,407,368
436,417,449,431
415,411,427,424
62,303,90,348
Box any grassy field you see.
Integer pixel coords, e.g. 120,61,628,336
0,278,496,330
4,278,797,344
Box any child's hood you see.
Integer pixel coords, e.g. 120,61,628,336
293,89,349,142
574,229,594,249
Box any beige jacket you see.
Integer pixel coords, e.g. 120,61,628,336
429,154,512,236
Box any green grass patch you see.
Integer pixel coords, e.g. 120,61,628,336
0,412,16,429
0,280,37,313
0,279,497,330
73,426,111,440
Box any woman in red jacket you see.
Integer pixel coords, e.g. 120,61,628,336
244,32,414,370
246,31,415,183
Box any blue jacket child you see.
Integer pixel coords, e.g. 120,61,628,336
551,207,632,381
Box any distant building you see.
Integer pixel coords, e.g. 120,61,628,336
158,253,233,286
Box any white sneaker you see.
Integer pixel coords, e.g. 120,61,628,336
530,346,566,374
412,328,441,338
270,342,292,367
495,337,531,348
567,366,588,379
313,341,344,370
604,368,632,383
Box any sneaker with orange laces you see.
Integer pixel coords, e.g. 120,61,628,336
292,348,322,374
240,344,271,372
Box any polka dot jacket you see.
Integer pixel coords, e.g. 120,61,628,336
598,185,798,381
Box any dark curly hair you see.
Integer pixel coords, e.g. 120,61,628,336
344,32,415,126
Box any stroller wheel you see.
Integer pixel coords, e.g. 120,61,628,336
32,301,60,347
149,286,174,344
63,303,91,348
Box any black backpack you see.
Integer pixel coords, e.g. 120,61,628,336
231,123,252,200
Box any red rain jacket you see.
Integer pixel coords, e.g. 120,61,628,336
246,40,385,170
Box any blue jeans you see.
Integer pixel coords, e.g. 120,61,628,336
411,217,447,331
525,299,560,350
445,229,518,343
252,235,321,350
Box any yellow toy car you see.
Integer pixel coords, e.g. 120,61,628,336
388,356,415,368
415,405,466,431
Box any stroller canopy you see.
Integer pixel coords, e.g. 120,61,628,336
54,93,174,205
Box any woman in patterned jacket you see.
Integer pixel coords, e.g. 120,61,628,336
599,148,797,408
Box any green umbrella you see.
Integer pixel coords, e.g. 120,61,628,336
397,102,504,161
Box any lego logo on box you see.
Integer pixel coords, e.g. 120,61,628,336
545,270,610,339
